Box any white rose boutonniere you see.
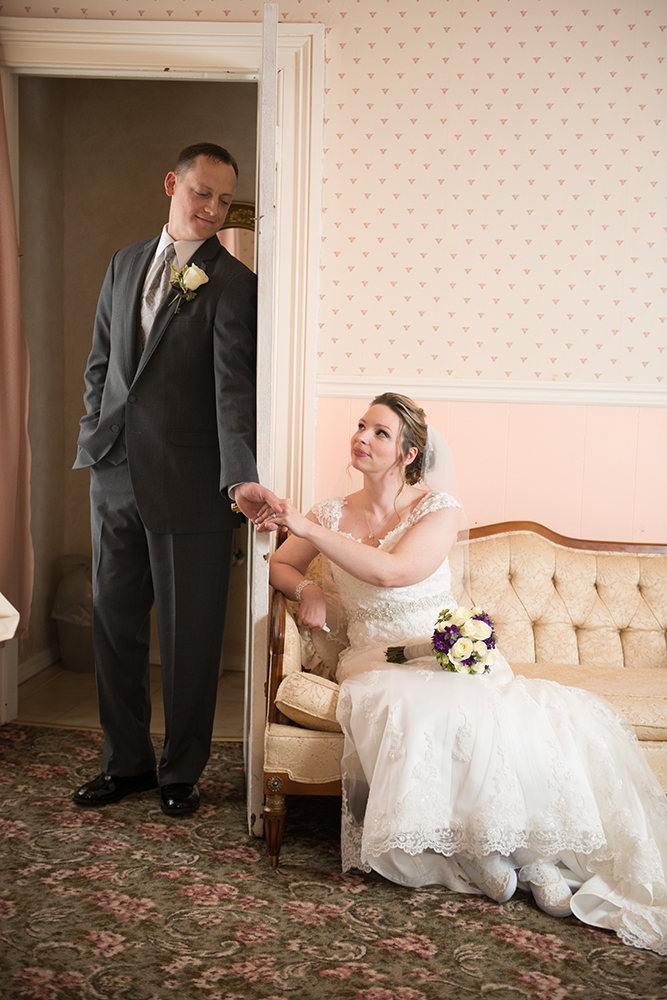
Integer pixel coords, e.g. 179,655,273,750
169,262,209,312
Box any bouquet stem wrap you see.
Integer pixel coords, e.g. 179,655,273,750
402,641,433,661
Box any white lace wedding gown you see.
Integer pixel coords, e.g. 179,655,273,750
312,492,667,955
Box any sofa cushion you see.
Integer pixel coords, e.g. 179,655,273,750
264,723,344,784
512,663,667,741
275,672,343,733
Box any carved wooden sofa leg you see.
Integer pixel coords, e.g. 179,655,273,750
263,792,287,867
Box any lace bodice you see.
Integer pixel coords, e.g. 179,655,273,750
312,492,461,652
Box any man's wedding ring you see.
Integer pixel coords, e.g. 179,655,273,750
231,502,241,514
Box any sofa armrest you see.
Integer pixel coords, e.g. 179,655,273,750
267,590,288,725
267,589,306,725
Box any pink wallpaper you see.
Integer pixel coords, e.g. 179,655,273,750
317,0,666,388
2,0,664,391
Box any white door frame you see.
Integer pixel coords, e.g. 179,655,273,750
245,3,278,838
0,16,324,731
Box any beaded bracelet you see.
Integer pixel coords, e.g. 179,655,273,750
295,579,316,603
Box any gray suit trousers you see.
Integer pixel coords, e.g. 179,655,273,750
90,459,234,784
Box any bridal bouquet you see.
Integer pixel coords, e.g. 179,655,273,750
386,606,497,675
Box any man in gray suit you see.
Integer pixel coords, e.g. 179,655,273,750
72,143,278,816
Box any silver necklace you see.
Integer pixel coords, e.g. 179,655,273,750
362,506,397,546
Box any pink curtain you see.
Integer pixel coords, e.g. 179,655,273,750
0,77,33,638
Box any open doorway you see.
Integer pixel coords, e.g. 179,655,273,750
1,17,323,833
17,76,257,734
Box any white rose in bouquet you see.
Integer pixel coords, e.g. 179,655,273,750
450,636,474,662
449,607,472,627
461,617,493,641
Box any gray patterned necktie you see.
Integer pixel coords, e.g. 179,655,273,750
141,243,176,347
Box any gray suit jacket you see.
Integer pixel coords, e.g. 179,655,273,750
74,235,258,534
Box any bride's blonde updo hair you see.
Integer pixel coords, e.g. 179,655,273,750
371,392,428,486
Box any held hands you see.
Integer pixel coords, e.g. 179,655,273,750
233,485,312,537
232,482,284,530
255,498,312,538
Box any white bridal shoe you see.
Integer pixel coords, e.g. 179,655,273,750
519,861,573,918
460,852,518,904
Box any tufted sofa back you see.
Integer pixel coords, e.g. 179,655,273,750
467,527,667,670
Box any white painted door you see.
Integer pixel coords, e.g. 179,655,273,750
243,2,278,838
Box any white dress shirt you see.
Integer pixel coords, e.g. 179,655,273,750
141,225,206,344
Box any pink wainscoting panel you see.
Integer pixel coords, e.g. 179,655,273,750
446,401,510,530
314,397,355,503
631,407,667,544
504,404,588,538
580,407,639,543
417,400,451,440
314,398,667,543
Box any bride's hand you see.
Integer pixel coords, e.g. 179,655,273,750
253,501,282,532
297,586,327,630
270,500,312,539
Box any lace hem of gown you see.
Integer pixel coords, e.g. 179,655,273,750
336,656,667,955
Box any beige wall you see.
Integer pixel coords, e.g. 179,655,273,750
18,76,256,666
18,77,66,665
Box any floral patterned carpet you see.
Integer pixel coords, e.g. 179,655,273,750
1,723,665,1000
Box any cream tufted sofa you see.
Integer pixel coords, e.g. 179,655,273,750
263,522,667,865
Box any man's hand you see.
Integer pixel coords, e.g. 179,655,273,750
232,482,282,531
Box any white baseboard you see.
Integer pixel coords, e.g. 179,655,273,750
18,645,60,685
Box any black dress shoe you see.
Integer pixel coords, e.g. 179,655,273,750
160,783,200,816
72,770,157,807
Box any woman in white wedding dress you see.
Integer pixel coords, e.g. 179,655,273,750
267,392,667,956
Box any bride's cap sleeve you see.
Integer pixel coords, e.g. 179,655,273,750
409,491,462,524
310,497,346,532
